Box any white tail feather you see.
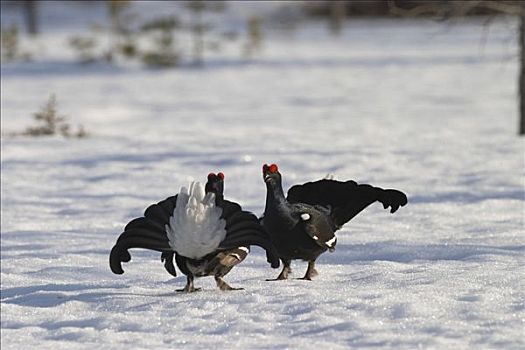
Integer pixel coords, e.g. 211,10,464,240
166,182,226,259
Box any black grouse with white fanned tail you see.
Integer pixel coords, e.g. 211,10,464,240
110,172,279,292
261,163,407,281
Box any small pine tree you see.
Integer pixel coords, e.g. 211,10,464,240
68,36,98,64
1,25,19,61
1,25,31,62
107,0,132,62
22,94,88,138
140,16,180,67
24,94,65,136
185,0,226,66
243,16,263,59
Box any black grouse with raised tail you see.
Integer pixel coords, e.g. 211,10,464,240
261,163,407,281
110,172,279,292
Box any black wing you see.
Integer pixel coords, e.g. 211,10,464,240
287,179,407,230
218,199,280,268
110,195,280,275
289,203,337,251
109,196,178,276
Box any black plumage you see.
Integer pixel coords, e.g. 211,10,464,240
109,172,279,292
261,163,408,280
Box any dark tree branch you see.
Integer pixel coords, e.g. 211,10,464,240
518,4,525,135
24,0,38,35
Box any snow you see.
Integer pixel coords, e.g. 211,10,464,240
1,2,524,349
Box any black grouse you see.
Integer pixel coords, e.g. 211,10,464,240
110,172,279,292
261,163,408,281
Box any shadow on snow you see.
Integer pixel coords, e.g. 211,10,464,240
321,241,524,264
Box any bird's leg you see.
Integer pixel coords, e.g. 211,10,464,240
176,275,201,292
215,275,244,291
297,260,318,281
266,259,292,281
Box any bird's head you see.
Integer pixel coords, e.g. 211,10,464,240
205,172,225,197
262,163,281,187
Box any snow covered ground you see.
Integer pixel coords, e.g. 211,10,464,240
1,2,524,349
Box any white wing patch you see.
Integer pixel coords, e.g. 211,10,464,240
166,182,226,259
231,253,242,260
325,236,337,248
300,213,310,221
